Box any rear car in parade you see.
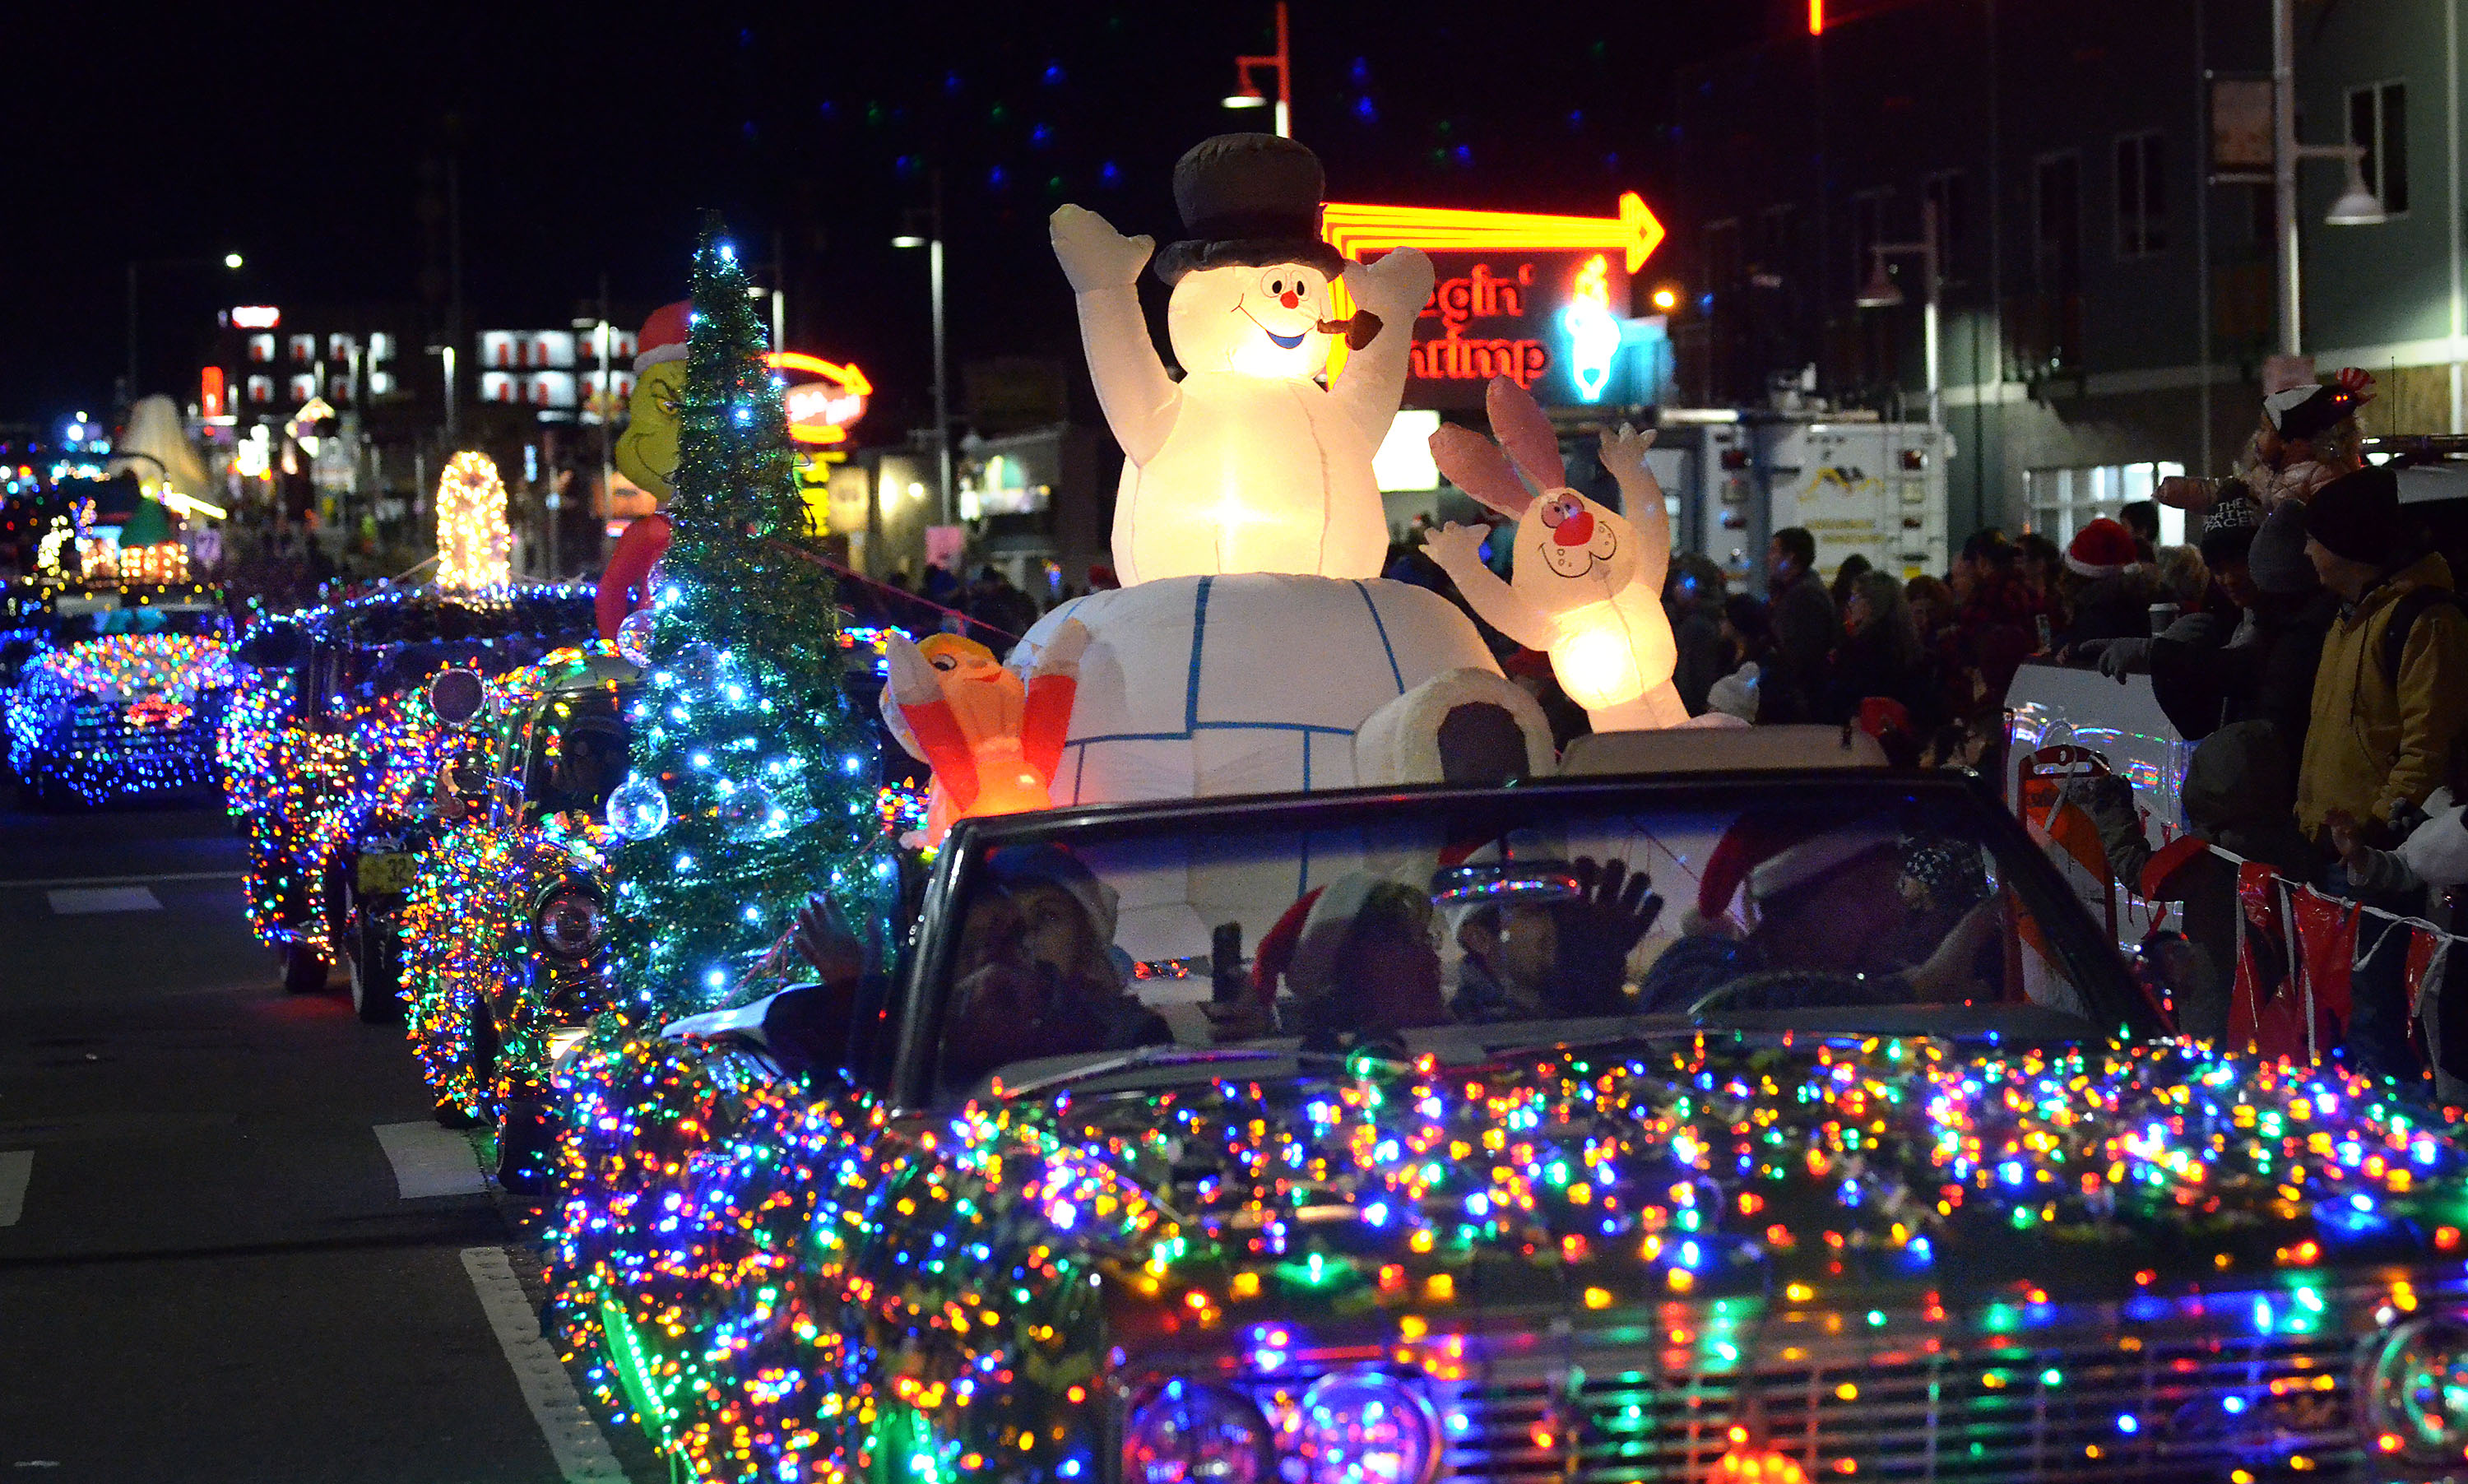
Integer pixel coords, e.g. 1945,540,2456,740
547,762,2468,1484
216,583,596,1002
400,643,637,1192
2,581,235,808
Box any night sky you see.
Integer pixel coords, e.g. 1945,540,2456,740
6,2,1766,438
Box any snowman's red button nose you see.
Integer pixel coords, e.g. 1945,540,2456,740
1554,510,1596,546
1280,290,1299,309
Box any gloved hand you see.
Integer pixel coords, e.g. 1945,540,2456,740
2074,637,2153,681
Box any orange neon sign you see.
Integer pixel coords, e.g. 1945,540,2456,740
1321,192,1665,275
763,351,871,446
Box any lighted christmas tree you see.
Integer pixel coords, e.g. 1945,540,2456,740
434,451,512,589
604,218,883,1018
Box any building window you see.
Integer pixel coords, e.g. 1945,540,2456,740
2349,81,2409,216
328,375,354,404
289,334,316,364
369,370,395,397
246,374,274,403
289,373,317,403
1923,170,1968,276
2034,153,2082,292
327,333,357,361
2025,461,2187,545
248,334,276,364
367,332,395,364
2114,132,2166,257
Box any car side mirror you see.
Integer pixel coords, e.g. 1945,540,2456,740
428,667,486,726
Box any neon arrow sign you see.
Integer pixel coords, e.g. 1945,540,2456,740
763,352,872,446
1321,192,1665,274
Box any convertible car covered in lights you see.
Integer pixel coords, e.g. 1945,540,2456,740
218,584,597,999
2,584,234,807
401,643,637,1190
549,767,2468,1484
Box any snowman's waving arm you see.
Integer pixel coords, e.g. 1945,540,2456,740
1052,205,1179,466
1330,248,1436,443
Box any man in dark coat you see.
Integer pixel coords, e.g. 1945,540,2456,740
1761,526,1835,725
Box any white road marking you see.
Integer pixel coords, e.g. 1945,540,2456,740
0,1152,29,1226
1,870,243,889
373,1121,488,1199
461,1246,628,1482
44,887,162,915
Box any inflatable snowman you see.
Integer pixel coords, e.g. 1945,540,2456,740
1051,134,1434,585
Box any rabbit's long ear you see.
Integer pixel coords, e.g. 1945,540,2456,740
1431,423,1535,518
1485,376,1566,491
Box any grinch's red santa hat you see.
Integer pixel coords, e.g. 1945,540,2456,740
635,300,694,373
2063,517,2139,580
1682,813,1900,936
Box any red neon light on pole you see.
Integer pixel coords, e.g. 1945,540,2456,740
1226,2,1292,139
1809,0,1824,35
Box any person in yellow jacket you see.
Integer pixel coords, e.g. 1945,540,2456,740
2293,464,2468,1078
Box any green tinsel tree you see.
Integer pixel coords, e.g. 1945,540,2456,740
606,217,882,1017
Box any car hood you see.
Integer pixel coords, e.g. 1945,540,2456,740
962,1034,2466,1317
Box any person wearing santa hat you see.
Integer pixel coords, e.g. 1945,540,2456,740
2052,517,2153,658
1639,814,2002,1013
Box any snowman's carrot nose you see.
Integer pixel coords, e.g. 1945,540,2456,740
1553,510,1596,546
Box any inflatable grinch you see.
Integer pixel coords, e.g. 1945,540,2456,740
597,301,689,642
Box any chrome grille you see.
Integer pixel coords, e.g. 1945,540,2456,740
1210,1283,2415,1483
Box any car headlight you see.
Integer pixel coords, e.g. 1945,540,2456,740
2366,1315,2468,1463
1286,1371,1442,1484
1123,1380,1275,1484
536,891,605,959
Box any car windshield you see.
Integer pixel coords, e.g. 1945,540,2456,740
522,688,632,820
925,780,2123,1097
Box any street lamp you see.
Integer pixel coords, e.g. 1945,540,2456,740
1222,1,1292,139
126,252,244,410
1854,199,1942,440
893,172,953,530
2270,0,2387,353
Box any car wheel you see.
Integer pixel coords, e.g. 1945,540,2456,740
347,889,401,1024
282,942,328,995
495,1100,557,1199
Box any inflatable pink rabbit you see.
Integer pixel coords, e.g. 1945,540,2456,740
1423,376,1687,733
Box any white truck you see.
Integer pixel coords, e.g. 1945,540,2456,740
1652,413,1951,587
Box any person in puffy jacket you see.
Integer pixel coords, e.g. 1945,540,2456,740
2079,721,2313,1039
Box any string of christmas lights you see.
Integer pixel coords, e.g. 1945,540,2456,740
549,1028,2468,1483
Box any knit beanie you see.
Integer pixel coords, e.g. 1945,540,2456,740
2303,465,2401,567
2197,494,2266,567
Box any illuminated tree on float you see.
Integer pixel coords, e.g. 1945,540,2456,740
602,217,881,1018
435,451,513,589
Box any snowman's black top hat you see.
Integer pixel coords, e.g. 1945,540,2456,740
1154,133,1348,285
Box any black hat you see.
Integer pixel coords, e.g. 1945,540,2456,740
2304,465,2401,566
2198,494,2265,566
1153,133,1348,285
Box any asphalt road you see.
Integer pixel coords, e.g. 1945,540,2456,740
0,795,655,1483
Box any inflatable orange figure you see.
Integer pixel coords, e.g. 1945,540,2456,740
880,622,1089,846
